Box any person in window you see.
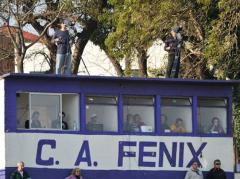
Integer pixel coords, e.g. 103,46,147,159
86,114,103,131
206,159,226,179
184,161,203,179
124,114,134,132
10,161,31,179
65,168,83,179
30,111,42,128
52,112,68,130
208,117,224,134
87,114,97,131
61,112,68,130
132,114,146,132
160,114,171,132
170,118,187,133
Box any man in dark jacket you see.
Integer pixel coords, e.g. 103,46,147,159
206,159,226,179
10,161,31,179
164,27,182,78
52,19,72,75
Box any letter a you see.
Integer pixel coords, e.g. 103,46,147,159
75,140,92,166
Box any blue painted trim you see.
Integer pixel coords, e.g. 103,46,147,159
4,167,235,179
80,93,85,132
118,94,123,133
228,96,233,135
3,73,240,86
4,74,235,138
156,95,161,135
9,130,233,138
0,169,5,176
192,96,197,135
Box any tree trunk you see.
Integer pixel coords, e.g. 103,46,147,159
15,33,25,73
124,56,132,76
72,20,97,74
41,35,57,73
31,20,57,73
106,53,124,76
15,53,25,73
15,54,22,73
137,47,148,77
72,34,89,74
103,48,124,76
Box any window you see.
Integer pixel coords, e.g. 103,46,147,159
161,97,192,133
123,95,155,133
86,96,118,132
16,92,79,131
30,93,61,129
198,97,227,134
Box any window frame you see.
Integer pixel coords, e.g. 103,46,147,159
15,91,231,137
160,96,194,136
84,94,119,133
16,92,80,132
122,94,156,134
29,92,62,130
197,96,229,136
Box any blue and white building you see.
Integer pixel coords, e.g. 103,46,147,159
0,73,238,178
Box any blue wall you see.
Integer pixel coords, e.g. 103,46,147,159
5,167,234,179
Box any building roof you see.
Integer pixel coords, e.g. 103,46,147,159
0,26,38,42
1,73,240,87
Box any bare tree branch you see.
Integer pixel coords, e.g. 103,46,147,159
26,4,65,49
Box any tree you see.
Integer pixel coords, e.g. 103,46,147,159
0,0,64,73
204,0,240,79
29,0,61,73
59,0,108,74
104,0,181,77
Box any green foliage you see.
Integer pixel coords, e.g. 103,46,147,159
105,0,183,62
233,85,240,153
204,0,240,79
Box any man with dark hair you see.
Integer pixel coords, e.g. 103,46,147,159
52,18,72,75
206,159,226,179
164,27,182,78
10,161,31,179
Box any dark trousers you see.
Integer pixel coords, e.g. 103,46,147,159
166,53,180,78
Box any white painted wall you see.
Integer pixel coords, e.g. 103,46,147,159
235,173,240,179
5,133,234,172
0,79,5,169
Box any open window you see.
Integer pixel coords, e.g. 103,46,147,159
198,97,227,134
86,95,118,132
123,95,155,133
161,97,192,133
16,92,79,131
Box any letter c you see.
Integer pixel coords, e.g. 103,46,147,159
36,139,56,166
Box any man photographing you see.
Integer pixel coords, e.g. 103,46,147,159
52,19,72,75
164,26,183,78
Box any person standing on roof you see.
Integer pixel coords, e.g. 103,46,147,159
164,26,183,78
52,18,72,75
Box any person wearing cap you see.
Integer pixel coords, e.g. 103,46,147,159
206,159,226,179
86,114,98,131
52,18,72,75
184,161,203,179
10,161,31,179
164,27,182,78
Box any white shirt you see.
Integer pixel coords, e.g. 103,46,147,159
19,171,23,177
184,168,203,179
